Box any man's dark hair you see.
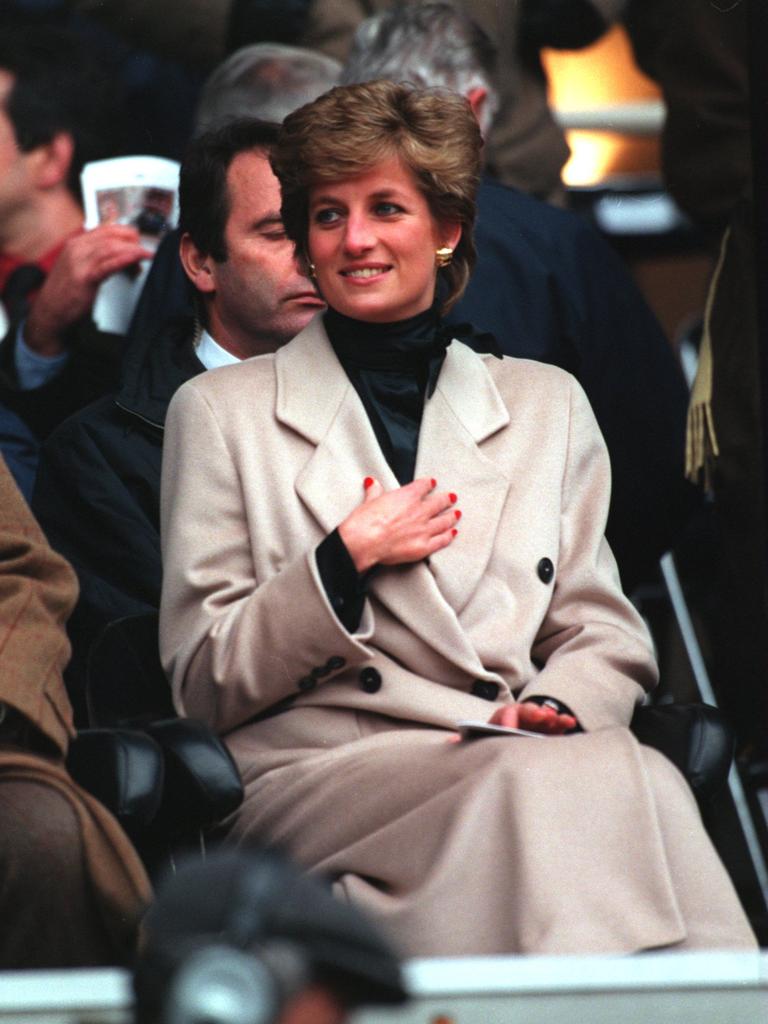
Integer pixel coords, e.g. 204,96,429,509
0,26,122,200
178,118,281,263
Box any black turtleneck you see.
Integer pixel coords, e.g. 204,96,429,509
324,302,450,485
315,296,501,635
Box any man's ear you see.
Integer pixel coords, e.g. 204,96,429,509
28,131,75,190
179,232,216,295
466,86,488,135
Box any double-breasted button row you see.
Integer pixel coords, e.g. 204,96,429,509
537,557,554,584
298,655,347,692
472,680,499,701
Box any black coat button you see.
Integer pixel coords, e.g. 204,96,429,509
537,557,554,584
471,680,499,701
359,667,382,693
298,675,316,692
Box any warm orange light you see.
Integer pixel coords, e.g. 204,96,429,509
543,25,661,186
561,132,624,186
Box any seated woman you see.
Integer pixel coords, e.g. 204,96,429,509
158,81,755,955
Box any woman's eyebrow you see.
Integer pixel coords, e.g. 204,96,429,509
310,187,406,206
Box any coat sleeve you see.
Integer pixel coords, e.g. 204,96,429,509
159,379,377,733
0,315,123,440
0,455,77,754
517,375,659,730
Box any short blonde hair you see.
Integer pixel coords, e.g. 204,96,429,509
270,80,482,313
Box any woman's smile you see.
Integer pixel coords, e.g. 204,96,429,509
340,264,392,280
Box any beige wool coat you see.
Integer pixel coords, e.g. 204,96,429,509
160,319,753,956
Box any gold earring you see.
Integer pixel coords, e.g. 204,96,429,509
435,246,454,268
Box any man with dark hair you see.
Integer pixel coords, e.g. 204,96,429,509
0,27,151,444
32,118,324,720
177,119,324,359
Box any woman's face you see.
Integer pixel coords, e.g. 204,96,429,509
307,154,461,322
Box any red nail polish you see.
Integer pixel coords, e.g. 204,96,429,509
451,528,458,536
449,492,457,503
363,477,374,489
454,509,462,520
431,478,437,488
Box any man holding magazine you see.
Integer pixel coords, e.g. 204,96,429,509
0,27,151,448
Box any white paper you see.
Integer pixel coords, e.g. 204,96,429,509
456,719,548,740
80,156,180,335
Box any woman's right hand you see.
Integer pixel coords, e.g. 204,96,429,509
338,477,460,573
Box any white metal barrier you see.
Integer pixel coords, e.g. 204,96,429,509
1,952,766,1024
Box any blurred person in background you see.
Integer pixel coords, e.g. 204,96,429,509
134,848,405,1024
0,452,150,968
195,42,342,133
0,26,150,451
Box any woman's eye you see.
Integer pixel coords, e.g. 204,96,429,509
314,208,340,224
375,202,402,216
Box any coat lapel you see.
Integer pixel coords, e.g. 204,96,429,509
275,322,509,677
276,318,398,530
415,342,511,612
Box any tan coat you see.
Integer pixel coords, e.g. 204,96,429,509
0,457,150,964
160,321,754,955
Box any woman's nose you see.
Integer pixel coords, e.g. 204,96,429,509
342,213,375,254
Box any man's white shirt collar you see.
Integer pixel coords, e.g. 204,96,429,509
196,329,241,370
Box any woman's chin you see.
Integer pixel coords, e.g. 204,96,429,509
326,293,433,323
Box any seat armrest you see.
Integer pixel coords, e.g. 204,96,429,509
145,718,244,833
630,703,734,806
66,728,165,838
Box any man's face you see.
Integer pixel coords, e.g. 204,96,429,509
207,150,324,356
0,70,35,241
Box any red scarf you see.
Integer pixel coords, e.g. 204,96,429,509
0,237,72,304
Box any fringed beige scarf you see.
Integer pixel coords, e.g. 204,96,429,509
685,226,731,493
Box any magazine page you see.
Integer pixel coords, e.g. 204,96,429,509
81,156,180,335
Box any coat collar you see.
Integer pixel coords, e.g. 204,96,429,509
275,316,512,677
275,315,509,444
